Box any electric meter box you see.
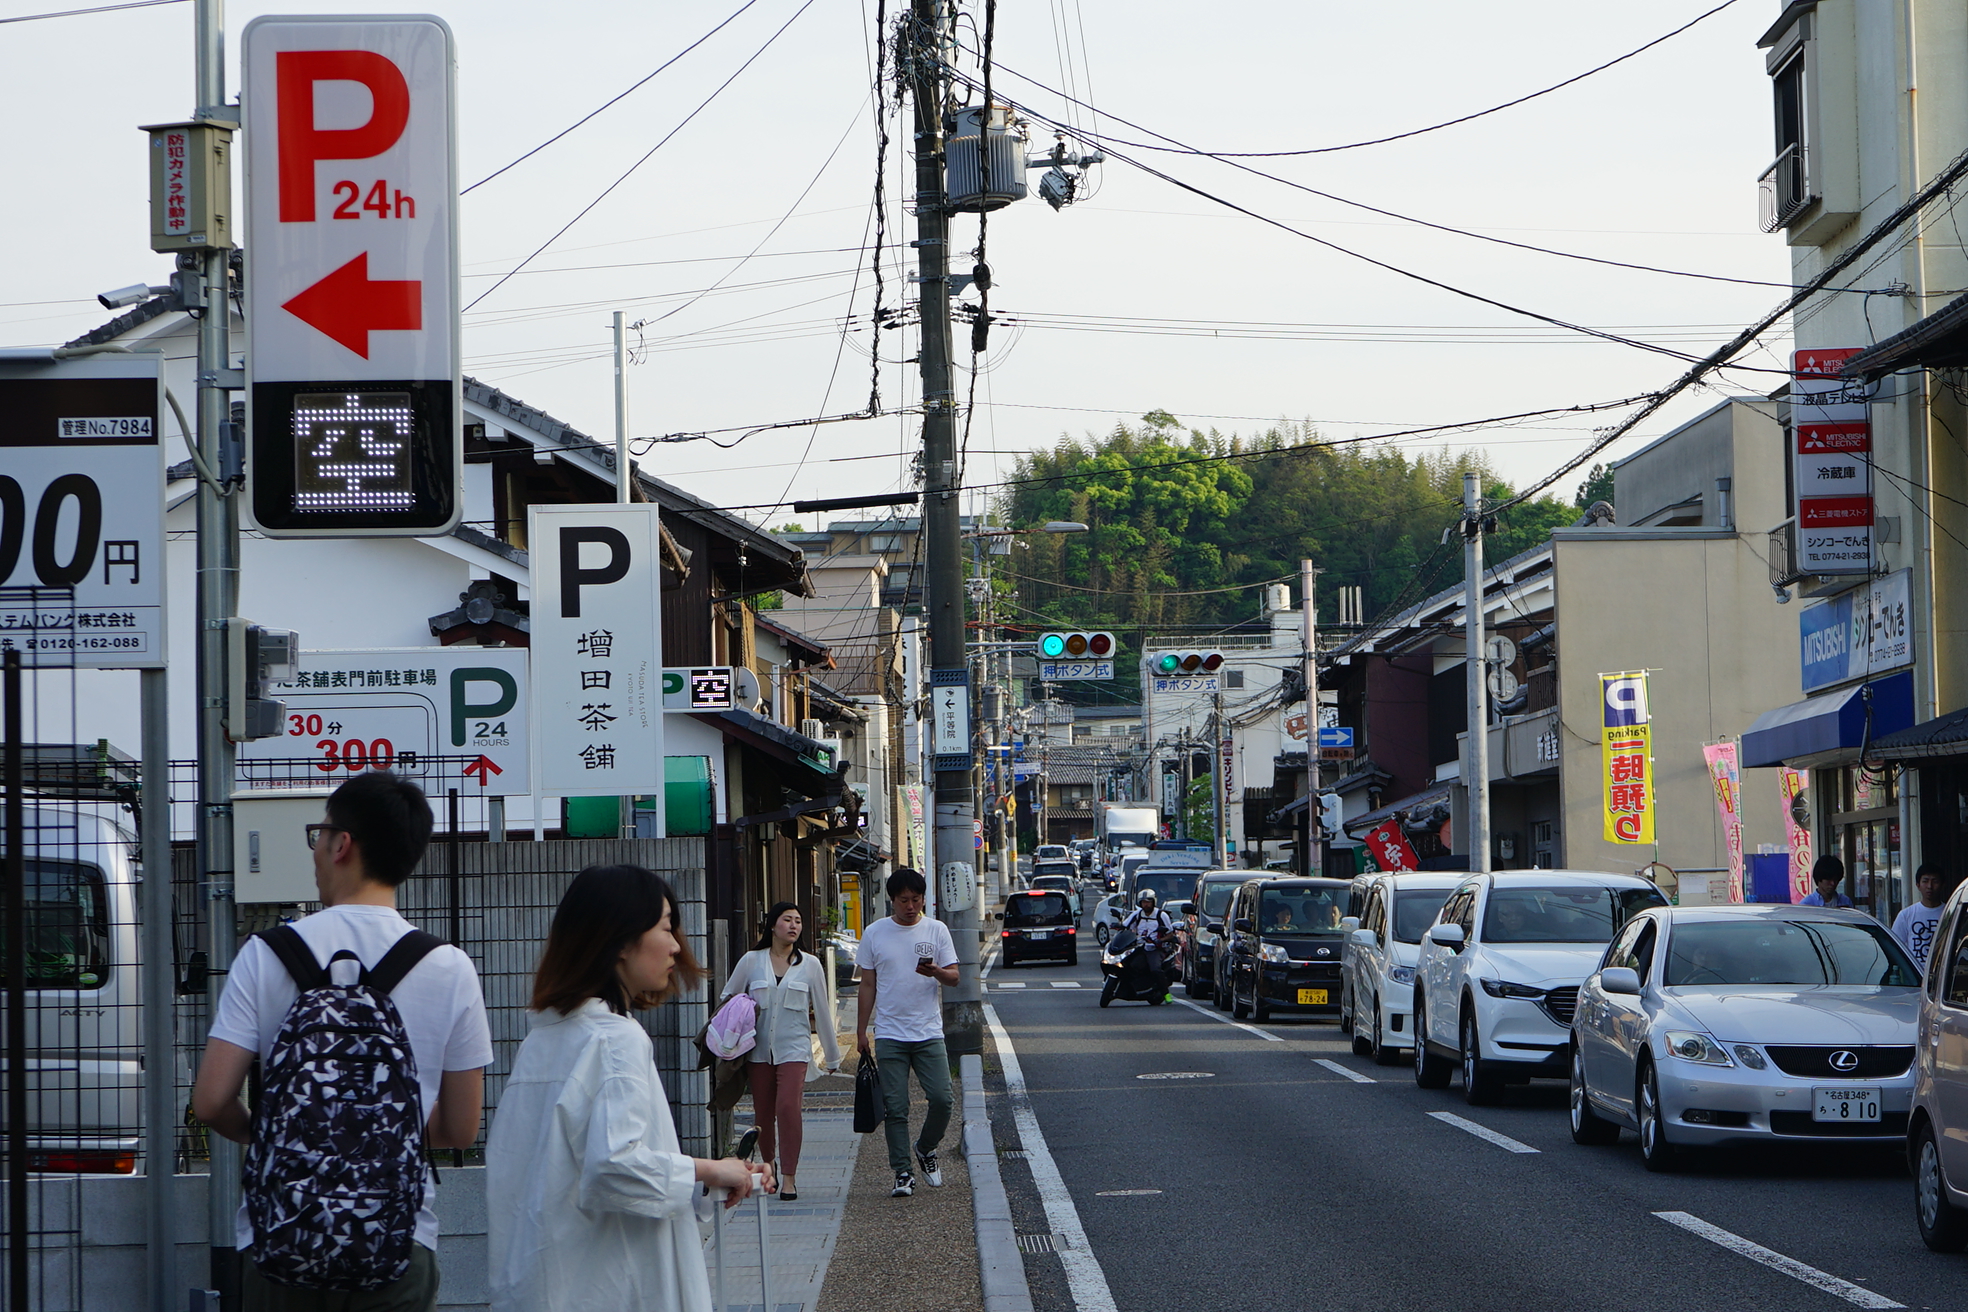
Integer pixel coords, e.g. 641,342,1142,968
141,119,234,252
946,105,1028,212
234,789,334,904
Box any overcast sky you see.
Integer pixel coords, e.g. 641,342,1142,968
5,0,1795,525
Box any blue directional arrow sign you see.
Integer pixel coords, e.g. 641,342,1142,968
1316,726,1355,749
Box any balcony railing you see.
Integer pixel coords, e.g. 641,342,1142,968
1758,145,1810,233
1768,519,1804,588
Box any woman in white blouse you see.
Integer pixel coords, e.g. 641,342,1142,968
487,865,771,1312
720,901,842,1200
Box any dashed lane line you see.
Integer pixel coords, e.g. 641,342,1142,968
983,1004,1119,1312
1425,1110,1541,1154
1651,1212,1904,1309
1312,1057,1375,1084
1170,996,1284,1041
1050,981,1082,988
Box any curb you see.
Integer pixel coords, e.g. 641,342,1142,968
961,1053,1035,1312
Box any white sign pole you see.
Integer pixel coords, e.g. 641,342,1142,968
531,504,665,835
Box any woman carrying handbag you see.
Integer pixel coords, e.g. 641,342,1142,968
719,901,842,1200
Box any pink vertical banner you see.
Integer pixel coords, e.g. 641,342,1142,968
1702,743,1745,903
1779,767,1814,902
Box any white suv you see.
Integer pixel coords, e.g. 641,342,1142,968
1341,873,1459,1065
1412,871,1666,1104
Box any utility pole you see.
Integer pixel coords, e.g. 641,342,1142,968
614,310,635,839
190,0,244,1302
1463,472,1492,875
1211,691,1226,867
1300,559,1319,876
907,0,982,1056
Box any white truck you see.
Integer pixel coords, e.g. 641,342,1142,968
1098,805,1160,888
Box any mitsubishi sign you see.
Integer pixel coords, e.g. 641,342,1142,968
242,16,461,536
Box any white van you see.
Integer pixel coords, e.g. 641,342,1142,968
8,802,148,1173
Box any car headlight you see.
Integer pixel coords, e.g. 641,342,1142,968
1731,1044,1768,1070
1388,965,1415,985
1259,943,1290,964
1662,1030,1734,1066
1479,977,1544,1000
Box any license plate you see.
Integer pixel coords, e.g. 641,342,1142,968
1030,930,1051,939
1297,988,1328,1005
1813,1087,1882,1123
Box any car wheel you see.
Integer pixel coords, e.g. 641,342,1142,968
1569,1044,1620,1146
1371,1001,1402,1067
1412,994,1451,1089
1339,985,1354,1035
1066,948,1079,967
1253,994,1271,1023
1214,968,1231,1011
1916,1123,1968,1252
1095,924,1111,947
1637,1059,1678,1172
1461,1010,1502,1106
1231,979,1251,1020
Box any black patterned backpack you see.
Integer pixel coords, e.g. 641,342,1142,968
244,925,442,1290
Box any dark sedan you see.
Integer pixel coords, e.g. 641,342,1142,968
1000,891,1079,967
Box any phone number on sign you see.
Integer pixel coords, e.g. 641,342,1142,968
0,634,147,652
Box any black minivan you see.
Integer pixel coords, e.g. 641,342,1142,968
1000,890,1079,967
1220,877,1352,1022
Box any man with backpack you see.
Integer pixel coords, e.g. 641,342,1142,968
192,772,493,1309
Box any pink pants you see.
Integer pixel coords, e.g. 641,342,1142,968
748,1060,806,1175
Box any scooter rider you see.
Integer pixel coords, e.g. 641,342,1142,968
1123,888,1175,947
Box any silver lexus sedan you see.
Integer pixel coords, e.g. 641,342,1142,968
1568,904,1921,1170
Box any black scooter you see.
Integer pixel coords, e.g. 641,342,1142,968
1099,927,1173,1006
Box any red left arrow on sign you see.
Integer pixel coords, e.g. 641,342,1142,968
282,252,422,359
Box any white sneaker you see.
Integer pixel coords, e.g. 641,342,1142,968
915,1147,942,1187
890,1171,914,1197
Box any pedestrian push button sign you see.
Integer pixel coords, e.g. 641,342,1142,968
243,16,461,537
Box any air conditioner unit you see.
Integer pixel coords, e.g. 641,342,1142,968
801,718,827,740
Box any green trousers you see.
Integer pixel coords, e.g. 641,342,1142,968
875,1036,953,1173
243,1243,439,1312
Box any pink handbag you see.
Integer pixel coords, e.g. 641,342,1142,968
706,992,758,1060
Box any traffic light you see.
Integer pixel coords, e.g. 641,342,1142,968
226,619,299,741
249,384,461,536
1038,630,1115,660
1151,650,1225,675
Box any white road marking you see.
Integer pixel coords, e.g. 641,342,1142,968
1050,980,1082,988
1136,1072,1215,1080
980,944,1000,979
1651,1212,1904,1309
983,1004,1118,1312
992,982,1027,990
1093,1189,1161,1197
1426,1111,1541,1154
1170,996,1284,1041
1312,1058,1375,1084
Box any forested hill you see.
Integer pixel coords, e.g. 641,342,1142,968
996,412,1589,660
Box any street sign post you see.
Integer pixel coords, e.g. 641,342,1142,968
0,355,166,668
242,16,462,536
661,667,736,711
239,646,528,792
531,504,664,812
931,669,971,770
1315,726,1354,750
1038,659,1113,680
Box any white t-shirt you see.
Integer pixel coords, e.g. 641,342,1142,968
208,902,495,1252
856,915,957,1043
1892,903,1946,972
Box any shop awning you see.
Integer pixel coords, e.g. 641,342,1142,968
1740,670,1913,768
692,708,842,794
1342,783,1453,839
1865,704,1968,761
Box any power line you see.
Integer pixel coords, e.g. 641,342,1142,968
462,0,815,313
462,0,765,193
1,0,181,22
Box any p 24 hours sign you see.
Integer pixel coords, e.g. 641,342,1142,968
238,646,528,794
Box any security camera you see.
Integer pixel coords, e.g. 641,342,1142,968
1772,583,1792,604
97,284,170,310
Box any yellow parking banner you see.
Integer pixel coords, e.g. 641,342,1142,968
1601,672,1654,845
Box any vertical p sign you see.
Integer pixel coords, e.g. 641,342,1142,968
275,50,410,222
1603,674,1649,727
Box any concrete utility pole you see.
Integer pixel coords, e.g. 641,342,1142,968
190,0,245,1301
1300,559,1319,876
907,0,982,1056
1211,691,1226,867
1463,472,1492,875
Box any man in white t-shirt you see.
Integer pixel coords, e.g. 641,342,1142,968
192,772,493,1311
855,867,958,1198
1893,864,1949,974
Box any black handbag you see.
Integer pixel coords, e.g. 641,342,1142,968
853,1052,885,1133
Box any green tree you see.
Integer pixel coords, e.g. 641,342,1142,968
1573,462,1614,510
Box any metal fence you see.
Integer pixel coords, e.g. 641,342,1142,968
4,660,713,1309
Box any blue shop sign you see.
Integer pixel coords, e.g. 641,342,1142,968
1799,591,1858,693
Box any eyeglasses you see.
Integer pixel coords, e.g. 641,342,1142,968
304,823,343,851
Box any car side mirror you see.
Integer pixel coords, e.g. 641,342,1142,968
1203,921,1223,935
1599,966,1642,995
1181,902,1197,916
1340,916,1360,932
1427,923,1466,950
1233,918,1254,934
1350,928,1375,949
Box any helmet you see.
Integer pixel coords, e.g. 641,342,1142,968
1136,888,1158,905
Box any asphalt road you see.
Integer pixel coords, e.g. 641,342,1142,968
978,943,1959,1312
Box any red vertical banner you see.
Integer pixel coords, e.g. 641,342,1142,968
1364,820,1418,872
1779,767,1814,902
1702,742,1745,903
